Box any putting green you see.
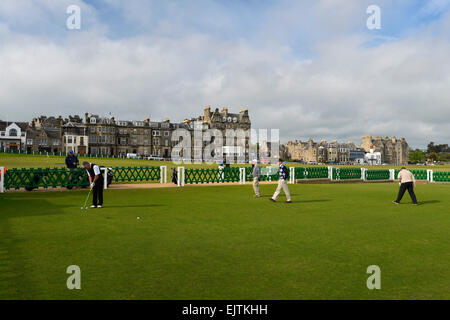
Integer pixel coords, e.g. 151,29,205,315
0,183,449,299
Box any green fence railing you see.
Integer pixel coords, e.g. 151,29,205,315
365,170,390,181
3,166,161,190
184,167,241,184
333,168,362,180
433,171,450,182
4,168,90,190
113,166,160,183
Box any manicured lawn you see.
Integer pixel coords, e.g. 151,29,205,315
0,182,449,299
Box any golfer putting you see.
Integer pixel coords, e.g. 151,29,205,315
270,159,292,203
82,161,104,208
393,167,418,205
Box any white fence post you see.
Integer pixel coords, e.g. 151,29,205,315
328,166,333,181
361,168,366,181
160,166,167,184
0,167,4,193
177,166,185,187
289,167,295,184
427,169,434,183
103,167,108,190
389,169,395,181
239,168,246,184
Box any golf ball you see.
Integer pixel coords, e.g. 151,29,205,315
137,217,140,219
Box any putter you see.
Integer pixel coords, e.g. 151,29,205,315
81,188,92,210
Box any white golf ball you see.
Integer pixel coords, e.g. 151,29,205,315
137,217,140,219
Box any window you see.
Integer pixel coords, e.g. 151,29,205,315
165,140,169,147
9,129,17,136
144,140,148,145
80,137,84,145
152,131,160,136
133,129,137,134
27,139,33,145
53,140,59,146
132,139,137,145
90,127,95,133
102,127,107,133
90,118,97,124
121,138,126,145
144,130,148,135
73,137,77,144
153,138,160,146
164,131,169,136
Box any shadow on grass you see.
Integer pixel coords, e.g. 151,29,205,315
418,200,441,205
104,204,165,208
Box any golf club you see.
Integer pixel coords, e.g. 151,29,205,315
81,188,92,210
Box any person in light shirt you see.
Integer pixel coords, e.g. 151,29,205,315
393,167,418,205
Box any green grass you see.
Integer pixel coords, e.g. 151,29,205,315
0,183,449,299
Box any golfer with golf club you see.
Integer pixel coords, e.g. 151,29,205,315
82,161,104,208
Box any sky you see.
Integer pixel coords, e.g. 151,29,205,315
0,0,449,149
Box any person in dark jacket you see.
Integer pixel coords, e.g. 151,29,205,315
65,150,79,169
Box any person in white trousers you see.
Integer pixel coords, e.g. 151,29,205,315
270,159,292,203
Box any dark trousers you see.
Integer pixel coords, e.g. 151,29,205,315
93,181,104,206
396,182,418,204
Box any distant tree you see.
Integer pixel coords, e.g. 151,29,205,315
427,142,450,154
409,149,426,162
428,152,438,162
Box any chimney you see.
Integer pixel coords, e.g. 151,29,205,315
204,106,211,121
221,107,228,115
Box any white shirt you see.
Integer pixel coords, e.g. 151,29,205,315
87,164,101,177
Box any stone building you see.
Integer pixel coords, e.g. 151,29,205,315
85,114,152,156
25,116,63,153
360,136,409,165
175,106,251,162
284,139,359,164
61,115,88,154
